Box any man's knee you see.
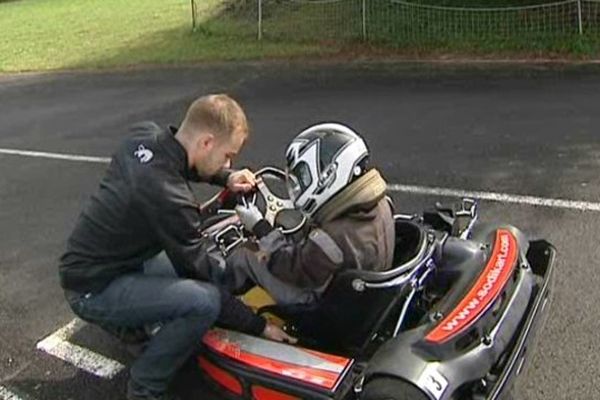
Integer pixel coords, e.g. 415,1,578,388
177,280,221,321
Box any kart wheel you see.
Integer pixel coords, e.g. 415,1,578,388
361,377,429,400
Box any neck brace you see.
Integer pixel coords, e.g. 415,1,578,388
313,169,388,224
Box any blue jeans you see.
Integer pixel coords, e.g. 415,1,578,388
66,252,220,394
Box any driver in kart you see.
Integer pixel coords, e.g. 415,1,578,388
225,123,395,305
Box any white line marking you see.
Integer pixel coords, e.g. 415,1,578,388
388,183,600,212
0,148,110,163
3,146,600,212
36,319,125,379
0,386,25,400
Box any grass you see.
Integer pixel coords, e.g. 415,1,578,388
234,0,600,57
0,0,598,73
0,0,337,72
374,35,600,59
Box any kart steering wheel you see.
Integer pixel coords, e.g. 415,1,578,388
201,167,306,257
239,167,306,235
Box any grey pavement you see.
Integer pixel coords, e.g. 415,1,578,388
1,63,600,400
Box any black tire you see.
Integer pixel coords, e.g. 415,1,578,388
361,377,429,400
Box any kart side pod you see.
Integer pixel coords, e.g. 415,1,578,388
360,226,555,400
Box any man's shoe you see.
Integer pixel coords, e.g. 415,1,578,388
126,379,180,400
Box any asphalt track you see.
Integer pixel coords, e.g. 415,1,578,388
1,63,600,400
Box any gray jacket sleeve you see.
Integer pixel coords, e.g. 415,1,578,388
256,227,344,290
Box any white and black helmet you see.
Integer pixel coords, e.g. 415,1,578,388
285,122,370,216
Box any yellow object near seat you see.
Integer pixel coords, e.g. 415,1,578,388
240,287,285,327
241,286,276,309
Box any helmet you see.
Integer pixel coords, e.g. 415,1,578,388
285,122,369,216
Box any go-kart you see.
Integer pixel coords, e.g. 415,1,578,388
196,167,555,400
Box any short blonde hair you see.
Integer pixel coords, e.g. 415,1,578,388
181,94,249,139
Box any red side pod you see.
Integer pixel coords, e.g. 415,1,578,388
425,229,519,344
251,385,300,400
202,329,352,391
198,356,244,396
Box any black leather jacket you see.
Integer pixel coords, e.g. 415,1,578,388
59,122,265,335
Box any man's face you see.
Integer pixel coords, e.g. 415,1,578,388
194,130,246,179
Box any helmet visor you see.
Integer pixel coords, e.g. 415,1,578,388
286,162,312,203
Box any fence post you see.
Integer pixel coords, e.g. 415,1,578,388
190,0,197,30
258,0,263,40
577,0,583,35
362,0,367,41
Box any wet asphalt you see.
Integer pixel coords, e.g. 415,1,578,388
1,62,600,400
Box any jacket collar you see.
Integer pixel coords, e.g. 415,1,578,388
157,125,202,182
313,169,387,224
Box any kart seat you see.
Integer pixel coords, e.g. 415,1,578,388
341,217,428,283
263,217,430,355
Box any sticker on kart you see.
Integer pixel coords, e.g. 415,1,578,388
426,229,519,343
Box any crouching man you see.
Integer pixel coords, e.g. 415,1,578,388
58,94,292,400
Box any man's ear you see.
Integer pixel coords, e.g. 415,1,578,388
199,132,215,151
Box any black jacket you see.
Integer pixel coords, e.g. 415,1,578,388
59,122,265,335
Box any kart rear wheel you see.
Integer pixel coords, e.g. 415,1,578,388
361,377,429,400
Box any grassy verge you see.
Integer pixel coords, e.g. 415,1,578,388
253,0,600,58
0,0,598,73
0,0,339,72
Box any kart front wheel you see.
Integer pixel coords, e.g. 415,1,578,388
361,377,429,400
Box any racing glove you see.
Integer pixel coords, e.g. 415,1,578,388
235,203,275,238
235,203,265,232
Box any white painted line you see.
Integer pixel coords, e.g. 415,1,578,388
0,386,25,400
36,339,125,379
36,318,125,379
388,183,600,212
3,146,600,213
0,148,110,163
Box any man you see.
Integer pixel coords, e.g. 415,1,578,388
229,122,395,305
59,94,292,400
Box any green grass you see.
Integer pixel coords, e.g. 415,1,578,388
373,35,600,58
233,0,600,57
0,0,337,72
0,0,598,73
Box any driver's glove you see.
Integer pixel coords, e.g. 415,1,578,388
235,203,264,232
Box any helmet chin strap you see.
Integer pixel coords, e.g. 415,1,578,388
313,169,388,224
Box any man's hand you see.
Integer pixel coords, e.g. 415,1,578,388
227,169,257,193
262,322,298,344
235,203,264,232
